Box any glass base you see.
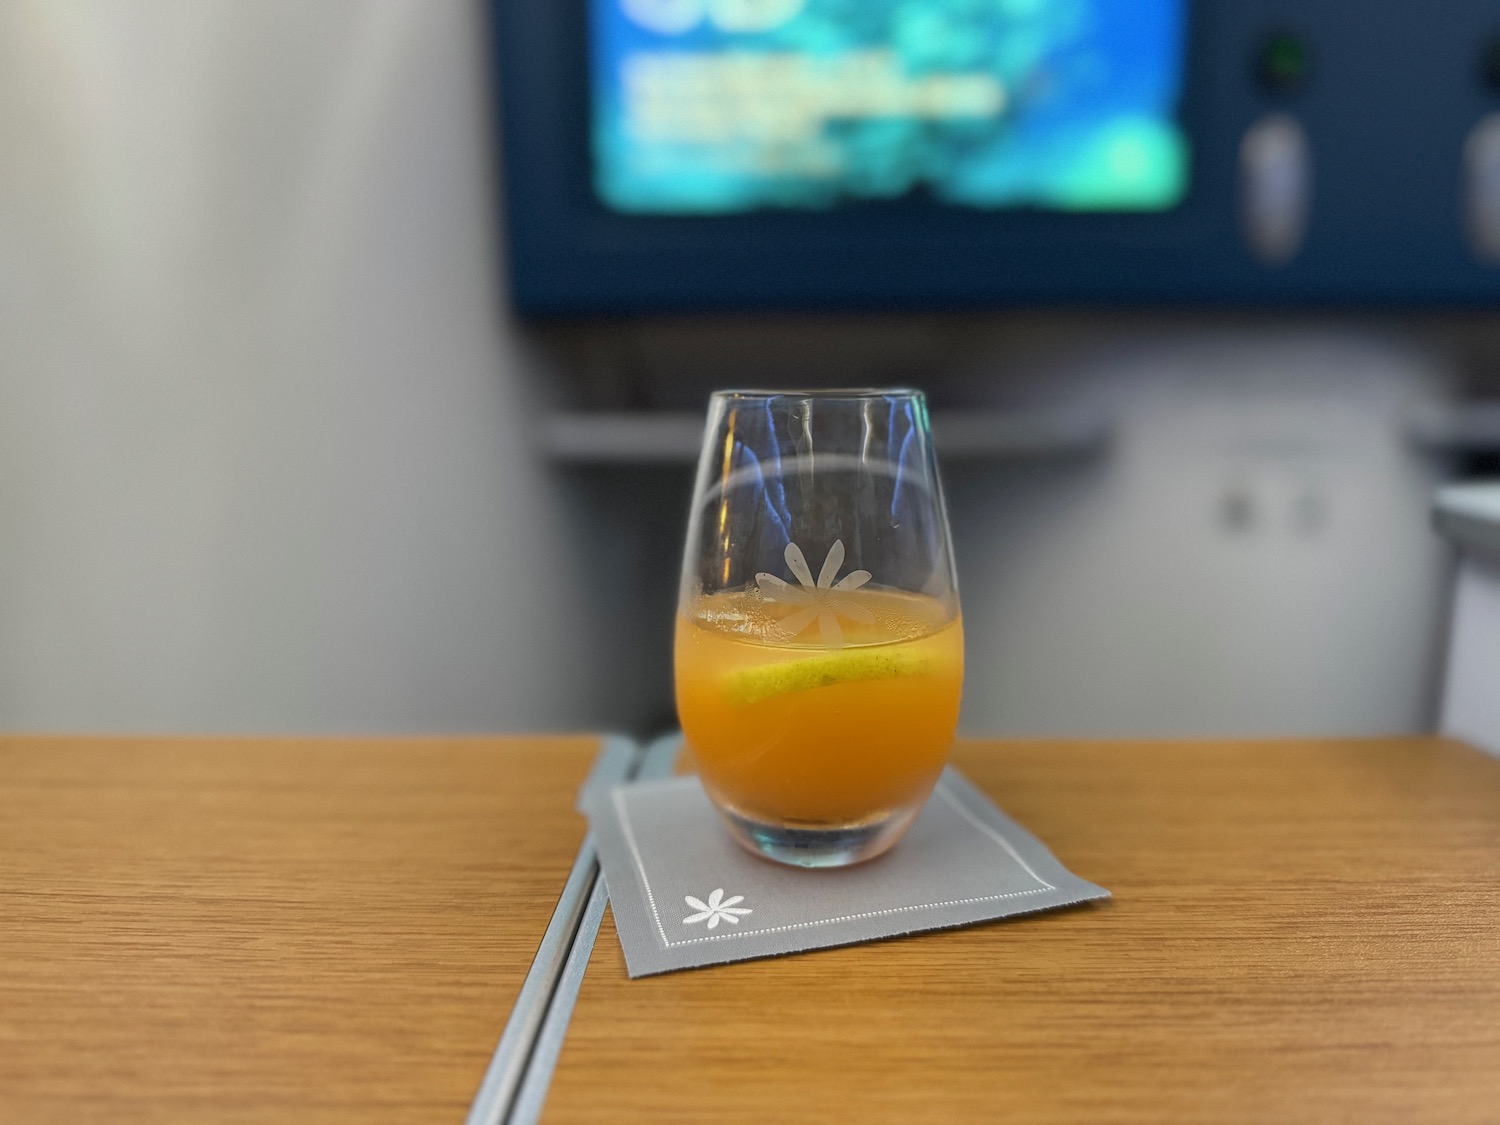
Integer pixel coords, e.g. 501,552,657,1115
716,803,921,868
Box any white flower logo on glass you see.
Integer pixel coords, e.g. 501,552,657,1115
756,539,873,645
683,888,752,930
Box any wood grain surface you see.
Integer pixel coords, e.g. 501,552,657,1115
0,734,600,1125
544,738,1500,1124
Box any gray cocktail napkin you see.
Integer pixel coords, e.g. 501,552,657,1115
583,765,1109,977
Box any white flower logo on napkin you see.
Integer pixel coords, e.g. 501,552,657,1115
756,539,873,645
683,888,753,930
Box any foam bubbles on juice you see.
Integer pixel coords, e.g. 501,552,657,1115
688,585,951,649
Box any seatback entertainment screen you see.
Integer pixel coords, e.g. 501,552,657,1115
590,0,1188,214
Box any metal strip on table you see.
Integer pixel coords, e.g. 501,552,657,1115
463,734,640,1125
506,733,685,1125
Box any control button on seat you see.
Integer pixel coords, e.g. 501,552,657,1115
1240,114,1311,265
1465,113,1500,263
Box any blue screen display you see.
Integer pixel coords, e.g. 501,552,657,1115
590,0,1188,214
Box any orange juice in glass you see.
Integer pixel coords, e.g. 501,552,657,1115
675,390,963,867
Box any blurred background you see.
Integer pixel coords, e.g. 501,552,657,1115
2,0,1497,737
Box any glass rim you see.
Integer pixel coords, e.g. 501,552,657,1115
708,387,924,402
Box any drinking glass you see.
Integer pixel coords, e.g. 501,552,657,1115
675,389,963,867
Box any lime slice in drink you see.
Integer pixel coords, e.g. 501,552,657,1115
724,647,943,706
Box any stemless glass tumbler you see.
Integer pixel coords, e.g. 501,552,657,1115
674,390,964,867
